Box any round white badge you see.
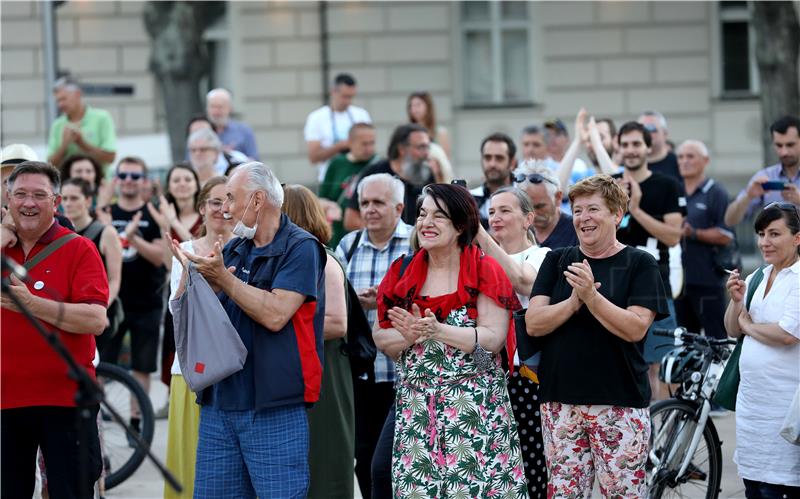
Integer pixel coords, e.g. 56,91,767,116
33,281,44,290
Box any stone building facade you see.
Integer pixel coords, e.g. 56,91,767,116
1,1,765,190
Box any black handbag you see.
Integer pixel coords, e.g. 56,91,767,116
326,246,378,379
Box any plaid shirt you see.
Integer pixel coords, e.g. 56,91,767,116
336,221,413,383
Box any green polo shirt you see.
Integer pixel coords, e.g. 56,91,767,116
47,106,117,168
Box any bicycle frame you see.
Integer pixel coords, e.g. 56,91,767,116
650,328,732,486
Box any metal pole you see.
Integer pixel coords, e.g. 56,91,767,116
42,0,59,137
319,1,329,106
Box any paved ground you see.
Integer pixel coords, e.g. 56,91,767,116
107,376,747,499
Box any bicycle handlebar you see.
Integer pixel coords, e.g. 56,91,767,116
652,327,737,346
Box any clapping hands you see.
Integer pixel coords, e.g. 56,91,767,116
387,304,441,345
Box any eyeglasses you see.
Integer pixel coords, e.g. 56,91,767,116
409,143,430,152
117,172,143,181
11,191,55,202
205,199,224,211
513,173,558,187
642,123,658,133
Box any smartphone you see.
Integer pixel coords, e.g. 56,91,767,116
762,181,788,191
451,179,467,188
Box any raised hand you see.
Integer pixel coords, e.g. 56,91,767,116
387,303,423,344
124,211,143,240
726,269,745,303
564,259,600,304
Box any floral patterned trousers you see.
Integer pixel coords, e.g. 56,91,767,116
540,402,650,499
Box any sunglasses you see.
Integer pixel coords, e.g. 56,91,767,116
117,172,143,181
765,201,799,214
513,173,558,187
642,123,658,133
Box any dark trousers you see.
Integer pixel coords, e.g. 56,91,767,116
371,402,395,499
675,284,727,339
354,379,395,499
744,479,800,499
1,405,102,499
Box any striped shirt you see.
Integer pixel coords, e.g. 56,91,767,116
336,221,413,383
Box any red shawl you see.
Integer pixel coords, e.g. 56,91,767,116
377,244,521,371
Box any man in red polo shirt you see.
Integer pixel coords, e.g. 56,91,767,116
1,161,108,498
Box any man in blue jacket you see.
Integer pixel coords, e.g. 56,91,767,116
175,161,325,498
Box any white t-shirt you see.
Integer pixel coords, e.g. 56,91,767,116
734,261,800,486
304,104,371,182
509,244,550,367
509,244,550,307
168,240,195,376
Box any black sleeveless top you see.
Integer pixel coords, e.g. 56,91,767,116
77,219,107,270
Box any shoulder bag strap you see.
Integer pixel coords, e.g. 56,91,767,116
81,219,106,244
344,230,363,264
23,232,80,271
745,265,767,311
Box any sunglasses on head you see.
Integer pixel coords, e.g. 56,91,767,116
642,123,658,133
765,201,799,214
513,173,558,187
117,172,143,181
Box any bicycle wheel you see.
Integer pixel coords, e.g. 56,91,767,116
96,362,155,490
647,399,722,499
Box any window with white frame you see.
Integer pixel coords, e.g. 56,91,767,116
717,1,759,96
460,1,532,105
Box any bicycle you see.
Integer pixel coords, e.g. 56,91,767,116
95,361,155,490
646,328,737,499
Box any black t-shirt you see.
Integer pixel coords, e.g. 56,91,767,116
540,212,578,249
531,246,668,407
615,171,685,296
111,204,165,310
348,160,434,226
649,152,682,185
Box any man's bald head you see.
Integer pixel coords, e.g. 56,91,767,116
207,88,233,128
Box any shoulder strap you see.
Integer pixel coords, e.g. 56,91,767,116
23,232,80,271
745,265,767,311
81,219,106,244
398,253,414,278
344,230,363,263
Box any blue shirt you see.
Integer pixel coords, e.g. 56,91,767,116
540,212,578,249
336,222,412,383
217,120,259,160
737,163,800,219
683,178,733,286
199,214,326,410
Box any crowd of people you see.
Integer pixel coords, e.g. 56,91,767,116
0,71,798,499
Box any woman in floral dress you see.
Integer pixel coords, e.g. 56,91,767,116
374,184,528,498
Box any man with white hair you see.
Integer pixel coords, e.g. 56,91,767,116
639,110,681,183
206,88,259,159
47,76,117,168
172,161,326,496
514,160,577,249
335,173,411,498
186,128,247,183
676,140,734,341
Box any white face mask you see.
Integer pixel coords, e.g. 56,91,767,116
228,193,259,239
